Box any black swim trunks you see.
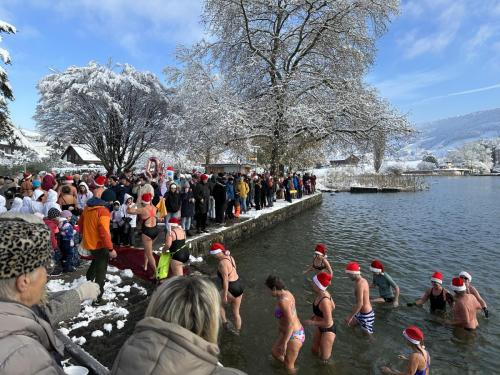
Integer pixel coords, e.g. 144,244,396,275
319,322,337,334
142,226,159,240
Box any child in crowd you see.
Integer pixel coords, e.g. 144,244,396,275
121,193,137,246
111,201,123,245
59,210,77,272
44,207,62,275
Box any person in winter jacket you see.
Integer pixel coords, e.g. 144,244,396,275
111,201,123,245
8,196,23,213
235,177,249,213
213,177,227,224
59,210,77,272
180,182,195,233
0,214,101,375
194,174,210,233
120,193,137,246
43,189,61,217
164,182,181,221
79,197,117,302
225,177,236,219
77,182,93,210
111,275,246,375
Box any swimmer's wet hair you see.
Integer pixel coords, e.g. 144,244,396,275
145,275,220,344
265,275,286,290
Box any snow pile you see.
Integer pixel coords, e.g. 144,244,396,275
116,320,126,329
120,269,134,278
71,336,87,345
91,330,104,337
189,255,204,263
103,323,113,333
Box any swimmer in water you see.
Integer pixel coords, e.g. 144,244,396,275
408,271,453,313
459,271,488,318
369,260,400,308
381,326,430,375
210,243,244,333
303,243,333,275
303,272,336,362
345,261,375,334
265,275,304,374
449,277,482,331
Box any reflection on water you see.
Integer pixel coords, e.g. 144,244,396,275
217,177,500,375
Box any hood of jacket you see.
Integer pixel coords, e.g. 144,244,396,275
123,193,133,203
0,300,63,356
112,317,222,375
0,195,5,208
86,197,107,207
9,197,23,212
78,181,91,194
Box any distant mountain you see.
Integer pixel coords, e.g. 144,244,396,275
400,108,500,158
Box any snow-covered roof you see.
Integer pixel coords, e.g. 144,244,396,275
66,144,101,163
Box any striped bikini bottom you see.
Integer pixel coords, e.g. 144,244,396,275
355,310,375,334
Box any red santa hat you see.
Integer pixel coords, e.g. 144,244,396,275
403,326,424,345
210,242,225,255
451,277,466,292
459,271,472,282
64,175,74,183
370,260,384,274
313,272,332,291
345,262,361,275
95,176,106,187
201,174,209,181
23,172,32,180
168,217,181,226
315,243,326,256
141,193,153,203
430,271,443,285
166,166,174,171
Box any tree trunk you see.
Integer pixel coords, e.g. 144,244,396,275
205,149,211,167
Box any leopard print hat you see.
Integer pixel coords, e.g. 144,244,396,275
0,214,52,279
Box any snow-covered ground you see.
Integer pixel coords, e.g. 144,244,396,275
47,266,147,346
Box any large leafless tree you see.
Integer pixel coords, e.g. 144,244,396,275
201,0,412,173
35,62,177,173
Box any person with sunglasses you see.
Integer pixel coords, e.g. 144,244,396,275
459,271,488,318
408,271,453,313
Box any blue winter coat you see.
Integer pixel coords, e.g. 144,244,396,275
225,183,235,201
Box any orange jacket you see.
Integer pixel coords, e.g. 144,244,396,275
78,202,113,251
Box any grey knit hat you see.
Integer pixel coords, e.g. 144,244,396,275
47,207,61,219
0,214,52,279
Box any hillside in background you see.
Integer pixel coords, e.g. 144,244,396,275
400,108,500,158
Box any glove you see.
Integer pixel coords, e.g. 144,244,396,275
483,307,489,318
75,281,100,301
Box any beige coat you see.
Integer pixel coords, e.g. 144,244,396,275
111,317,246,375
0,301,66,375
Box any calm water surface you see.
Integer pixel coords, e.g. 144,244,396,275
217,177,500,375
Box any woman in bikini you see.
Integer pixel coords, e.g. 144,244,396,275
127,192,158,276
164,217,188,276
304,272,336,362
303,243,332,275
265,275,304,374
381,326,430,375
58,185,77,212
210,243,244,333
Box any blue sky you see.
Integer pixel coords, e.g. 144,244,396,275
1,0,500,130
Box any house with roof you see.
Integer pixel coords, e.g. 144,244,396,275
61,144,101,165
330,154,360,167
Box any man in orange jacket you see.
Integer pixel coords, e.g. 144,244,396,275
78,196,117,303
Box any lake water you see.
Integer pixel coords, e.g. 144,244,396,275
218,177,500,375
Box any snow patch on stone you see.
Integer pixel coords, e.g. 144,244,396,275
91,330,104,337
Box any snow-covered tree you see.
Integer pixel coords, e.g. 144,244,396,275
164,50,247,165
447,141,494,173
200,0,412,174
35,62,178,173
0,21,16,141
373,132,386,173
